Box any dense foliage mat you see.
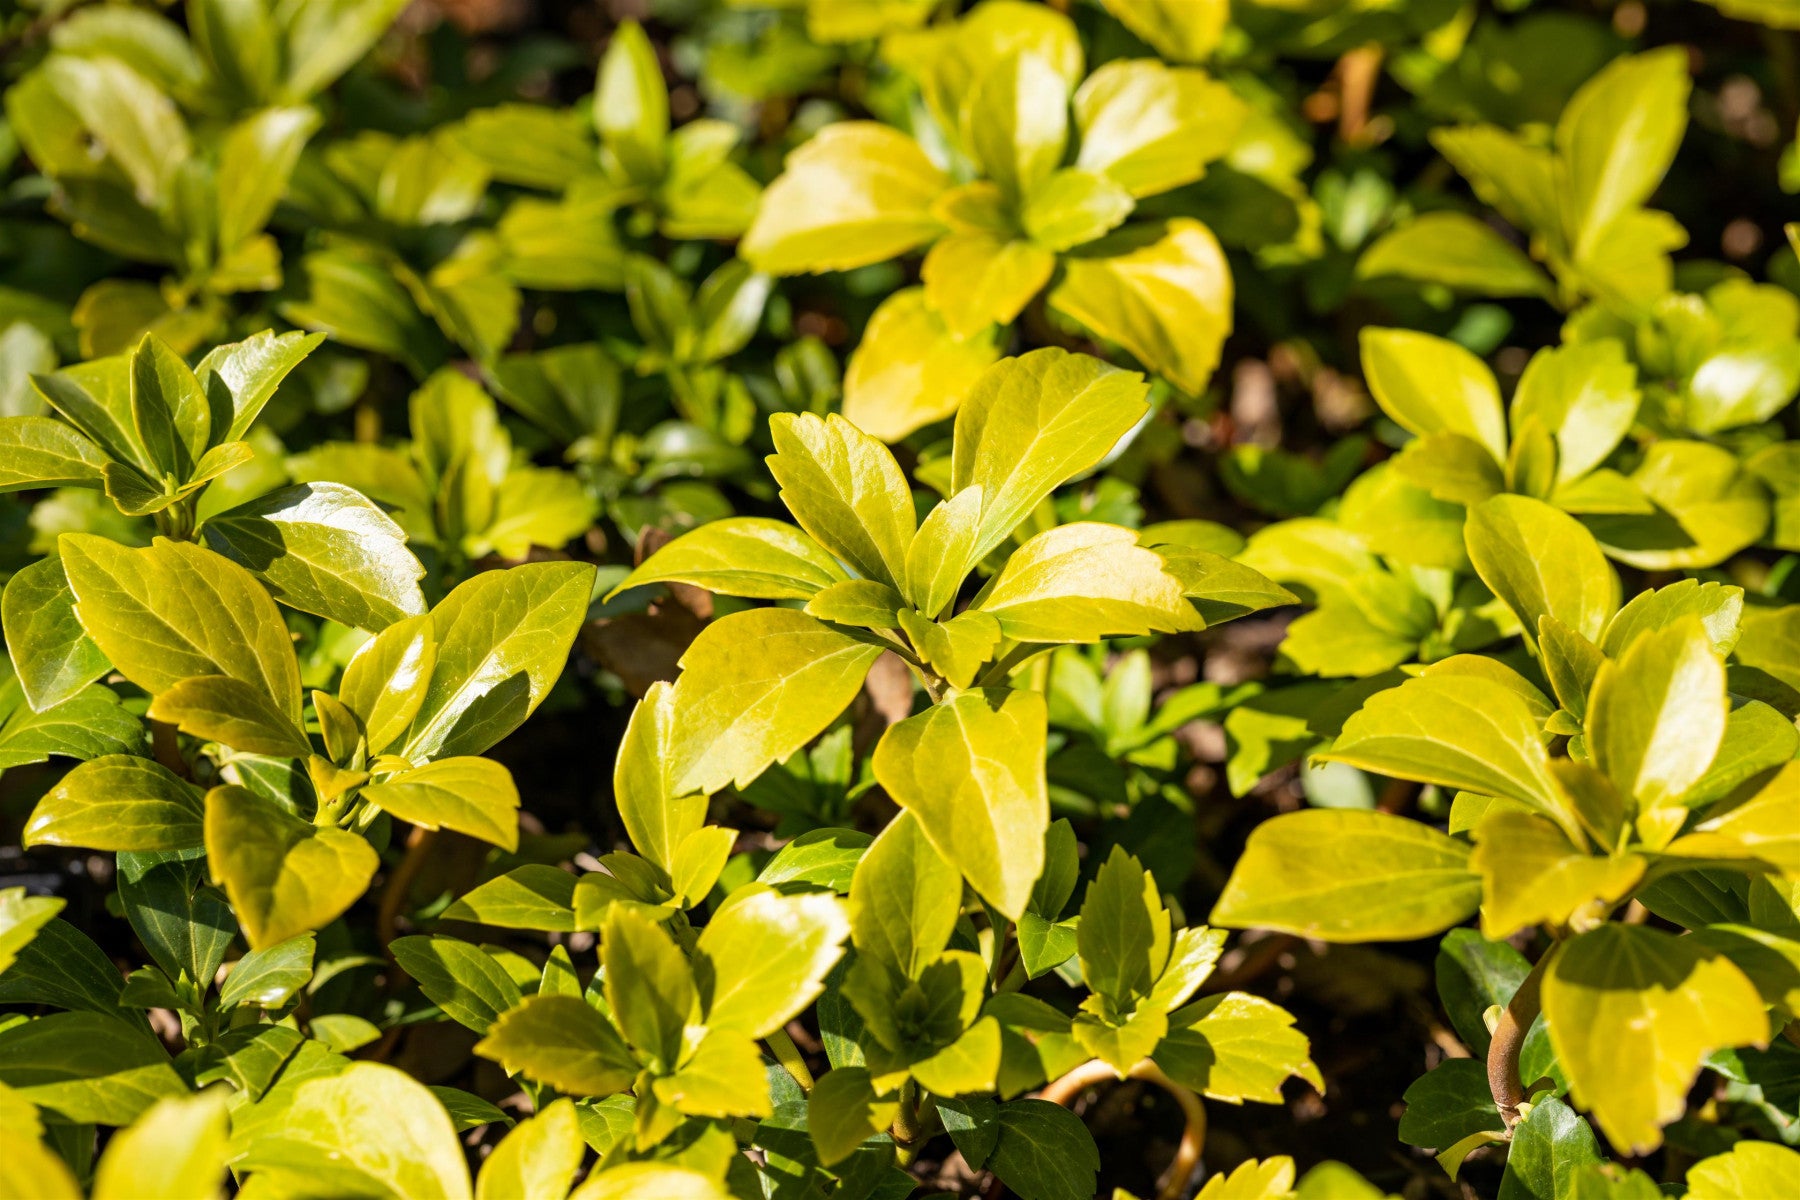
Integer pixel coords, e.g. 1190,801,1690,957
2,0,1800,1197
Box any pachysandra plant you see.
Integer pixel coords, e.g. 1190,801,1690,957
740,0,1246,440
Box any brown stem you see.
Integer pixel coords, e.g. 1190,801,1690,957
1488,952,1549,1125
1036,1060,1207,1200
149,719,190,780
377,826,437,954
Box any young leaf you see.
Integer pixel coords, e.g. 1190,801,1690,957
1078,846,1171,1006
1359,329,1507,465
1073,60,1243,199
874,688,1049,919
614,682,706,873
203,785,378,949
767,412,915,591
1465,495,1619,645
218,933,316,1010
0,416,109,491
1587,617,1726,810
1155,993,1322,1104
849,810,963,979
594,21,667,187
808,1066,897,1167
1211,809,1480,942
338,612,437,757
977,523,1204,641
391,936,524,1035
1557,47,1691,261
602,906,694,1071
841,288,1003,443
1468,810,1644,939
612,517,850,601
695,890,849,1038
441,866,576,932
474,995,638,1097
147,675,310,758
474,1099,582,1200
90,1090,229,1200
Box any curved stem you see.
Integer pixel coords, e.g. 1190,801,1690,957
1036,1059,1207,1200
1488,951,1550,1125
377,826,437,953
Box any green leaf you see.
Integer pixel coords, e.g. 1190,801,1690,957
218,933,315,1010
61,534,302,720
338,612,436,757
1513,340,1641,487
1466,495,1619,646
0,889,62,977
24,756,204,852
91,1090,230,1200
362,757,520,850
475,1099,582,1200
901,609,1002,691
1360,328,1507,466
1048,218,1231,396
204,784,379,949
0,1011,184,1126
1541,924,1766,1154
474,995,638,1097
667,608,883,796
232,1063,472,1200
966,50,1067,198
696,889,849,1037
391,936,524,1035
1557,48,1690,262
1211,809,1480,942
1156,992,1322,1104
808,1066,897,1167
128,333,210,481
1398,1059,1503,1151
841,287,1003,443
952,348,1150,564
768,411,915,591
1072,60,1242,198
613,683,706,874
1323,674,1572,830
441,866,577,932
1078,846,1170,1005
1587,617,1726,810
978,523,1203,642
147,675,310,758
873,688,1048,919
613,517,849,602
849,810,962,979
2,555,109,713
1094,0,1226,61
1390,432,1503,509
1357,212,1554,299
0,417,108,490
42,55,188,206
987,1099,1100,1200
594,21,667,187
904,487,985,619
402,561,595,760
742,123,948,274
1497,1095,1601,1200
202,482,426,632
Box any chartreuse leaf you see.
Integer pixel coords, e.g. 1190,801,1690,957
965,50,1066,199
147,675,310,757
921,232,1055,339
218,933,315,1010
809,1066,897,1167
850,810,962,979
842,287,1004,443
232,1063,471,1200
594,20,666,187
1557,47,1691,262
61,534,302,721
1469,810,1643,939
667,608,882,796
392,936,522,1034
0,416,109,490
904,485,983,617
901,609,1002,690
1686,1142,1800,1198
603,906,694,1071
1211,809,1480,942
201,482,426,631
1391,432,1504,508
401,560,594,761
1156,992,1322,1104
24,755,203,851
1666,762,1800,873
475,995,638,1096
1587,617,1726,812
88,1089,228,1200
874,688,1049,919
361,757,520,849
1602,579,1742,658
1512,340,1640,486
1541,924,1766,1154
442,865,576,931
204,785,378,949
615,682,705,873
475,1098,582,1200
128,333,209,480
194,330,322,445
612,517,849,601
0,889,63,975
768,412,914,591
1357,212,1554,299
1073,59,1242,198
339,612,437,756
977,523,1204,642
806,580,905,630
0,1128,76,1200
1048,219,1231,397
569,1164,730,1200
1079,846,1171,1006
741,123,948,274
1466,495,1619,645
695,890,849,1038
1360,329,1507,465
3,555,109,712
952,349,1151,564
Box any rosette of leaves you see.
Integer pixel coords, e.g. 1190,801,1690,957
1358,48,1691,312
1356,326,1772,572
288,367,597,578
455,19,761,266
740,0,1247,440
3,0,410,355
1214,495,1800,1175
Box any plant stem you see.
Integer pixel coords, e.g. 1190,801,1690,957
892,1078,924,1155
1038,1059,1206,1200
766,1026,814,1093
1488,950,1550,1125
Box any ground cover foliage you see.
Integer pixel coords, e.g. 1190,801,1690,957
0,0,1799,1196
